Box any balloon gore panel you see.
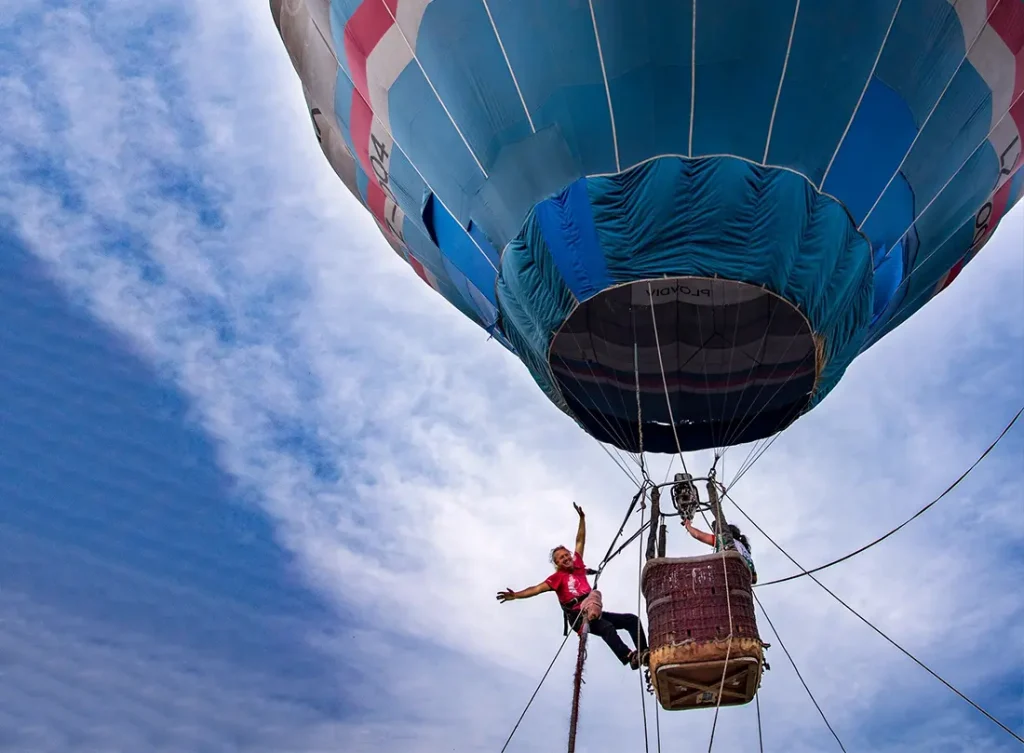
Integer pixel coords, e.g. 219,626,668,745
272,0,1024,452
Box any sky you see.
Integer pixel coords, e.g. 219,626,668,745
0,1,1022,752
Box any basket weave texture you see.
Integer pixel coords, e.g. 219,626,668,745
642,550,764,697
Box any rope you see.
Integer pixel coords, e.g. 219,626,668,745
610,519,653,568
563,328,648,461
500,484,650,752
753,591,848,752
563,345,655,753
499,628,575,753
654,702,662,753
756,405,1022,587
730,429,783,489
729,494,1024,746
504,370,1020,752
636,502,651,753
567,622,590,753
634,339,648,478
646,282,688,476
566,489,653,752
706,485,735,752
594,484,650,584
594,437,645,489
755,692,764,753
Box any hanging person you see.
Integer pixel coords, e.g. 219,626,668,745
684,517,758,584
496,502,649,670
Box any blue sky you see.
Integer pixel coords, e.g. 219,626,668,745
1,1,1022,752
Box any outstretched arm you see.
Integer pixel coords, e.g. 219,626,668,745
684,518,716,547
496,581,552,603
573,503,586,557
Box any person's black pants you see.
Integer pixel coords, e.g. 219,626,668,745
580,611,648,665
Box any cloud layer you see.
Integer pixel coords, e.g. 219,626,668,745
1,1,1022,751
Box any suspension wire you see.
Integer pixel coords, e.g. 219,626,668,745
647,282,689,476
662,453,676,484
692,279,723,453
567,484,654,752
593,437,645,490
757,406,1023,588
572,326,646,448
655,701,662,753
712,290,774,452
645,280,731,753
633,297,663,752
717,294,801,452
753,591,848,752
500,338,658,753
728,493,1024,745
755,691,764,753
543,331,648,473
714,297,820,479
560,328,649,464
559,376,645,478
499,628,575,753
730,417,785,486
504,315,1024,753
715,343,799,486
726,377,807,484
730,429,785,489
552,360,646,475
716,292,782,453
706,483,735,752
713,280,745,458
634,339,649,480
500,482,651,753
637,501,651,753
603,519,653,570
595,485,651,581
733,435,767,484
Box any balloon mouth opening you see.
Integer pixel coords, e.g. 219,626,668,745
547,276,819,454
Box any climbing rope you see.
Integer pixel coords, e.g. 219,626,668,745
499,626,576,753
500,482,653,753
566,620,589,753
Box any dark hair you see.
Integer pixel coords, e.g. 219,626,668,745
713,521,751,552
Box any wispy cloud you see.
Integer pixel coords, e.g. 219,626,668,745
2,1,1022,751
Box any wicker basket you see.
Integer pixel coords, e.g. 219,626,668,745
641,551,765,710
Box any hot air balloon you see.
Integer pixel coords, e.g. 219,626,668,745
269,0,1024,724
270,0,1023,458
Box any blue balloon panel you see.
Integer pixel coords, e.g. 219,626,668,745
272,0,1024,452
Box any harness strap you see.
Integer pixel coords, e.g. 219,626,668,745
560,596,586,636
556,569,599,635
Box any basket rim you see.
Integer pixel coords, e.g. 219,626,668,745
641,550,750,589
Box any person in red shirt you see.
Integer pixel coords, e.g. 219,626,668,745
496,503,648,670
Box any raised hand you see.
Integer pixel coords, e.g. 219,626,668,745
496,587,516,603
573,502,585,518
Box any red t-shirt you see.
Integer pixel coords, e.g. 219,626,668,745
545,552,592,605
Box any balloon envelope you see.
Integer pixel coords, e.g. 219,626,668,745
272,0,1023,453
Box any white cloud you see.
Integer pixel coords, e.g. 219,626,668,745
1,1,1022,751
